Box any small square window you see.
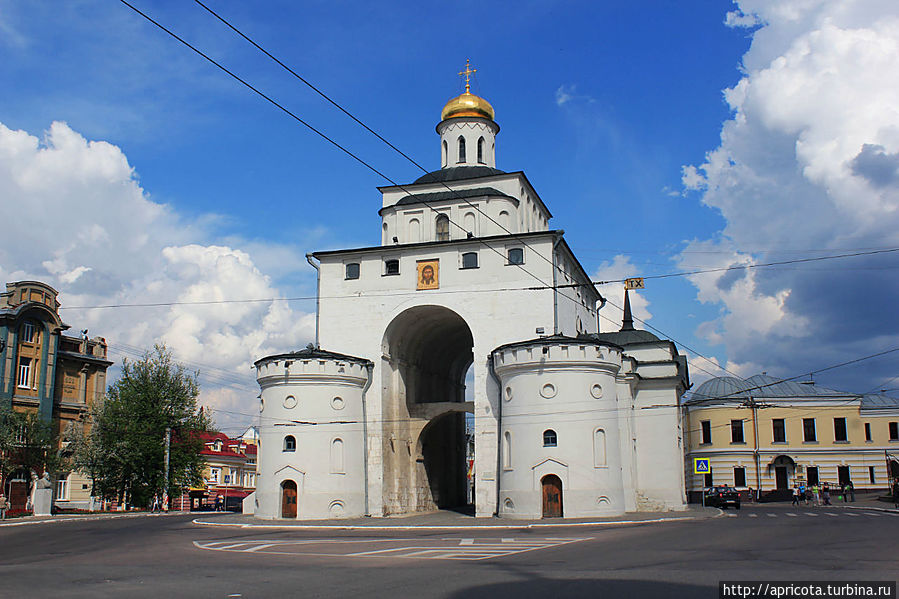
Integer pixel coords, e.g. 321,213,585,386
384,259,400,276
461,252,478,269
507,248,524,265
345,263,360,280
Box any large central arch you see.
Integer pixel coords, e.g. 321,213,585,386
381,305,474,514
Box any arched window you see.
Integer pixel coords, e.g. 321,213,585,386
477,137,485,163
503,431,512,469
499,210,510,231
593,429,606,466
382,222,389,244
543,429,557,447
283,435,296,452
331,438,345,473
442,140,448,167
463,211,476,236
408,218,420,242
457,136,466,163
435,214,450,241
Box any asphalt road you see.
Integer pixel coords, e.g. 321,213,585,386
0,503,896,599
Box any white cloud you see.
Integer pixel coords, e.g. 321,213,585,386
555,85,574,106
681,1,899,385
0,121,314,430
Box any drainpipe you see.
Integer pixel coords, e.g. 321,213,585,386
594,297,607,334
551,233,564,335
305,254,320,349
361,362,374,517
488,354,502,517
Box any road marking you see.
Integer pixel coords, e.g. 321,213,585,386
767,513,777,518
823,512,840,517
194,536,592,561
804,512,818,517
748,514,758,518
785,513,797,517
845,512,860,517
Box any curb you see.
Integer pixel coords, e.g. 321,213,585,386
191,514,703,531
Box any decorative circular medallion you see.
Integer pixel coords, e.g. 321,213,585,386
331,396,345,410
540,383,556,399
590,384,603,399
283,395,297,409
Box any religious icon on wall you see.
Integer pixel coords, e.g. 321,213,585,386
417,259,439,290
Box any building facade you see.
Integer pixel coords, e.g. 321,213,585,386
0,281,112,510
253,77,690,520
684,374,899,501
183,431,257,510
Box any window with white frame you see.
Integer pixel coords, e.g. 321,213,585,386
209,467,220,483
244,472,256,488
17,357,32,389
22,321,37,343
55,477,68,500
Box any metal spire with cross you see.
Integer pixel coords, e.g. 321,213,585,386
459,59,476,93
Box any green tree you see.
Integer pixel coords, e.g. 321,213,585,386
74,345,213,508
0,405,64,487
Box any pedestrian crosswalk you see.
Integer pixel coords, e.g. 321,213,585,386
724,509,896,520
193,536,592,561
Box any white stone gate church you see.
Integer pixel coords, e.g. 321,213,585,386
253,71,690,520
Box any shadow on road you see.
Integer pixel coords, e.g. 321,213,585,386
447,578,709,599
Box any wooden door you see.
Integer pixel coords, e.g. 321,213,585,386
775,467,788,490
542,474,563,518
281,480,297,518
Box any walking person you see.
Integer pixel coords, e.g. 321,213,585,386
791,485,801,506
812,484,820,506
799,482,808,506
0,494,8,520
847,480,855,502
822,482,831,506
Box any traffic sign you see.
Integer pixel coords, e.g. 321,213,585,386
693,458,710,474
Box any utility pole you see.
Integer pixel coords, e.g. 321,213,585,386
751,396,761,503
163,426,171,512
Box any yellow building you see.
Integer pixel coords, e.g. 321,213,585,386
684,374,899,501
0,281,112,511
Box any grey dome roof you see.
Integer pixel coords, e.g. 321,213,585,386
687,373,851,404
591,329,660,345
413,166,505,184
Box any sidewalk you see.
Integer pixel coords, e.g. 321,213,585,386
192,505,721,531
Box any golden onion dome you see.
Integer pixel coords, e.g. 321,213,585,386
441,91,495,121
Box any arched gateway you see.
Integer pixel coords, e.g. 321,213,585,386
381,306,473,513
252,69,690,520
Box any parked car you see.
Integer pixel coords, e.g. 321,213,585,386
704,486,741,509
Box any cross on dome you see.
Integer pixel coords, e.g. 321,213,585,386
458,59,476,93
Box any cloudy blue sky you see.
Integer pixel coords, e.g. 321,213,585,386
2,1,899,432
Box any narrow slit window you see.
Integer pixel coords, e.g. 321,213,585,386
457,136,466,163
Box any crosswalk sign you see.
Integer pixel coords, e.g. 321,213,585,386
693,458,710,474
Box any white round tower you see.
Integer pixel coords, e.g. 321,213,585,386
254,347,372,520
492,337,626,519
